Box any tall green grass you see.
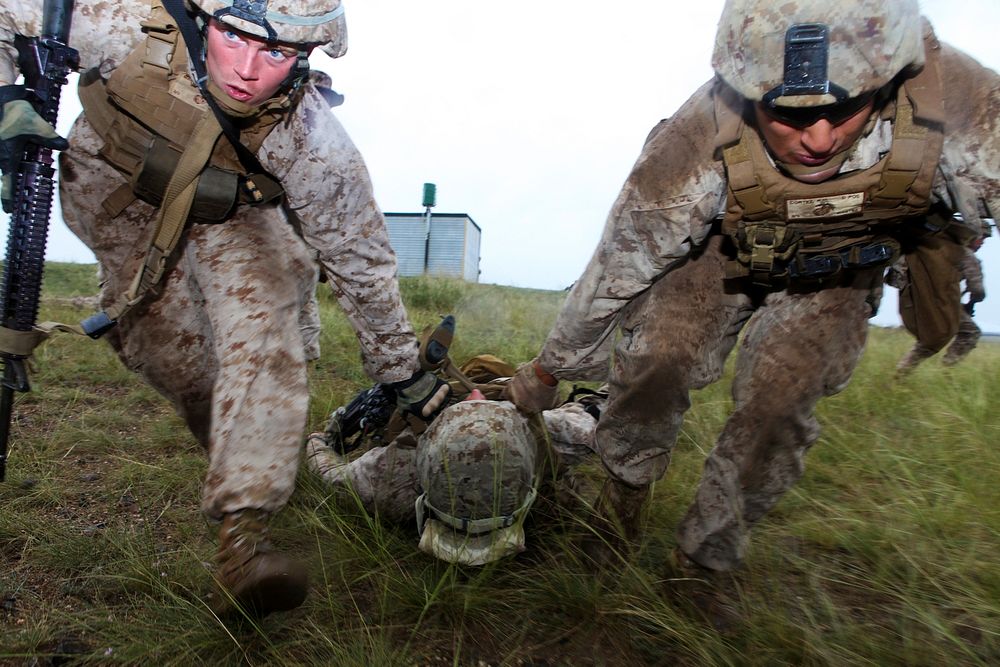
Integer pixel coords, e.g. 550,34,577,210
0,263,997,664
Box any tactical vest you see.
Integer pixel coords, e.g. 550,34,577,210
77,1,286,223
715,29,945,286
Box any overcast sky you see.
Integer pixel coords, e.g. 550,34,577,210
3,0,998,330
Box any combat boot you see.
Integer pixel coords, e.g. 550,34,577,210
579,478,649,569
668,547,741,634
212,509,308,618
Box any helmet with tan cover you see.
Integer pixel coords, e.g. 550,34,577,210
712,0,924,107
188,0,347,58
415,400,539,566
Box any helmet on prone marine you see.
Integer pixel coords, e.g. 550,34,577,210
415,400,539,566
185,0,348,95
712,0,924,127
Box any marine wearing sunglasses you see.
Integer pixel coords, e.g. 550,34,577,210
750,23,890,184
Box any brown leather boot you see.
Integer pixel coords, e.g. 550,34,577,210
579,478,649,569
212,509,308,618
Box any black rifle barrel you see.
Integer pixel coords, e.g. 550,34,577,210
43,0,75,43
0,0,77,481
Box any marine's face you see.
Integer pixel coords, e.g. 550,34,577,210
753,98,875,184
204,19,299,107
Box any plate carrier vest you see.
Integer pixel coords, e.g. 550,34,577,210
714,28,946,287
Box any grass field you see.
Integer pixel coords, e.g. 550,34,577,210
1,263,998,665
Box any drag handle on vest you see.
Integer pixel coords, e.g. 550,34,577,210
420,315,455,372
417,314,478,392
0,0,78,481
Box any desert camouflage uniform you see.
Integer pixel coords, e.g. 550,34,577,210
537,37,999,570
1,1,420,520
896,245,986,372
308,400,598,523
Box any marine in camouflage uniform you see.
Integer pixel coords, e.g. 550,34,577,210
306,356,603,565
307,395,598,523
1,0,448,616
509,0,999,572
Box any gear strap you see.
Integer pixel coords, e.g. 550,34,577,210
81,112,222,336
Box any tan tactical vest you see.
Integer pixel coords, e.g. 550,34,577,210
78,1,286,222
714,30,946,286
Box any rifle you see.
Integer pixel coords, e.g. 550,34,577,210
325,315,459,454
0,0,78,481
328,384,395,455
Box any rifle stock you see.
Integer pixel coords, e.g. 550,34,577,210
0,0,78,480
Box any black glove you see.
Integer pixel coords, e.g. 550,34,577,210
0,85,69,213
392,370,451,420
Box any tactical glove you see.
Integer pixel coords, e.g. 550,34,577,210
393,370,451,420
506,359,560,416
0,86,69,213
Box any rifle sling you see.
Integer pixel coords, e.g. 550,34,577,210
105,112,223,322
0,327,48,357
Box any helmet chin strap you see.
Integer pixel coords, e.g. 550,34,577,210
282,51,312,95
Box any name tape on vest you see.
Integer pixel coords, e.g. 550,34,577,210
785,193,865,220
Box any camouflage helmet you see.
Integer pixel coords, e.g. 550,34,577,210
712,0,924,107
189,0,347,58
415,400,538,566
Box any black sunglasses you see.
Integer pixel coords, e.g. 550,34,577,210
759,90,876,129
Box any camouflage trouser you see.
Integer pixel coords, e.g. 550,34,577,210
59,116,318,520
597,235,878,570
308,403,599,524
